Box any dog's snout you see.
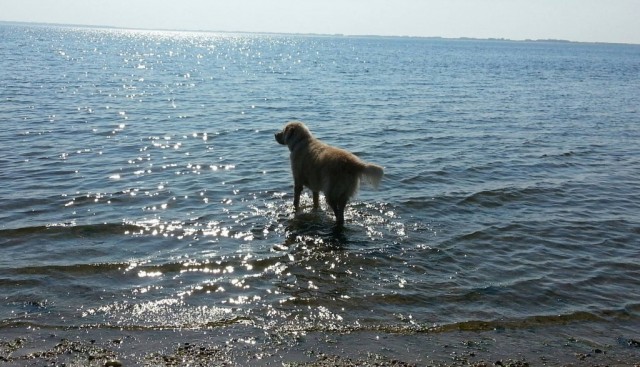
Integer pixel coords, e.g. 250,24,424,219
275,131,284,145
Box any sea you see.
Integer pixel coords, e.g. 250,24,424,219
1,22,639,364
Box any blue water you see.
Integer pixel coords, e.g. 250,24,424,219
1,23,639,339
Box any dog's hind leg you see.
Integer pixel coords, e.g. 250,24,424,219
326,196,347,227
293,184,303,211
312,191,320,209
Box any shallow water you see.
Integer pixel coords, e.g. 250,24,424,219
1,23,639,339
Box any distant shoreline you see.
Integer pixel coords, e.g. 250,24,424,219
1,20,637,46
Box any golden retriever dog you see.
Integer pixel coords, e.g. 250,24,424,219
275,121,384,227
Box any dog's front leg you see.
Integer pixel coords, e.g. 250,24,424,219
333,206,345,228
293,184,303,211
312,191,319,209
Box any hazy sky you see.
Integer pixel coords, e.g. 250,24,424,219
1,0,639,44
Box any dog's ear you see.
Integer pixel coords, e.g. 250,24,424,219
283,124,296,144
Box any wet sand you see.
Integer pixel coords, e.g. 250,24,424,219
1,321,639,366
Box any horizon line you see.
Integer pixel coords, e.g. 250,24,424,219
1,20,638,46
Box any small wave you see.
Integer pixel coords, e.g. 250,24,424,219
5,261,129,276
0,222,145,241
302,308,638,335
399,170,450,185
457,184,559,208
247,306,640,336
424,308,637,334
80,299,248,330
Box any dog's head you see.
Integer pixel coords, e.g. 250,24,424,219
275,121,312,150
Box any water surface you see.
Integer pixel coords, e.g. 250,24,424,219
1,23,639,345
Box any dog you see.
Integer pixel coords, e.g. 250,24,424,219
275,121,383,227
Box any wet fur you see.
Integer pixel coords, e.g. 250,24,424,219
275,121,383,227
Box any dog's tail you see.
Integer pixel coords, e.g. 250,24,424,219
361,163,384,188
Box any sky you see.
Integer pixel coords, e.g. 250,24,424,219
1,0,639,44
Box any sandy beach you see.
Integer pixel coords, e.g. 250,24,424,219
2,321,639,366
